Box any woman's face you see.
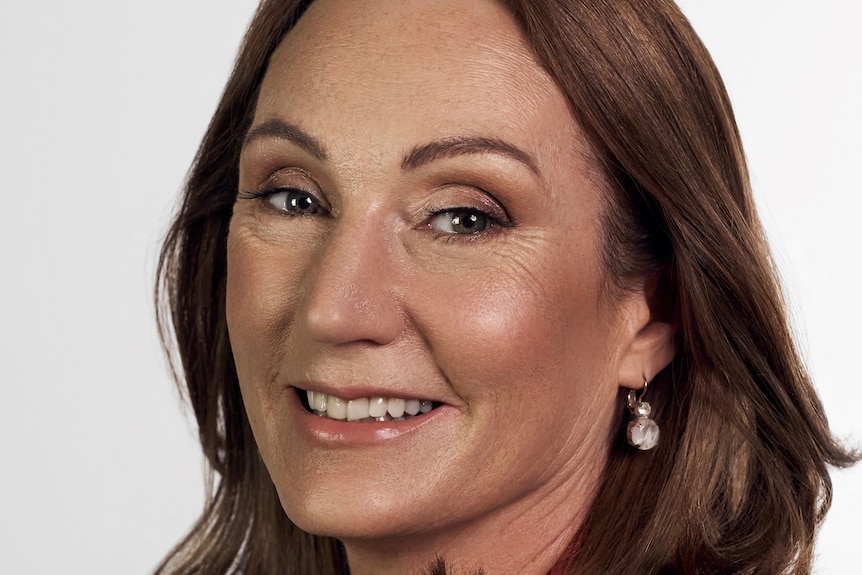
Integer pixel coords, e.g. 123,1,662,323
226,0,657,568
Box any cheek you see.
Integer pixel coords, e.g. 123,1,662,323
414,243,613,406
225,226,306,425
226,228,301,359
226,226,315,476
408,247,620,489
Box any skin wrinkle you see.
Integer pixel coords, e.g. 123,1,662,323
267,13,551,167
150,1,857,573
224,1,675,573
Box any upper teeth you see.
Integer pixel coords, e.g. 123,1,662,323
306,390,434,422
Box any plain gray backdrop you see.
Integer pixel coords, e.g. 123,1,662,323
1,1,859,573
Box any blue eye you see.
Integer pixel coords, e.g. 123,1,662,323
266,189,326,216
429,209,493,234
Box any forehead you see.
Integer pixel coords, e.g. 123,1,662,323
255,0,584,168
268,0,543,88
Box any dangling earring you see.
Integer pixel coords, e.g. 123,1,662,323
626,376,659,451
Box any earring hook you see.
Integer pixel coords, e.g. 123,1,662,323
627,375,649,412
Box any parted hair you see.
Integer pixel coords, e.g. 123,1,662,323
155,1,855,573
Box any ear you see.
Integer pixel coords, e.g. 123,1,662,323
614,278,677,389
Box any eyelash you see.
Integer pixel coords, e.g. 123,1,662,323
238,187,328,217
238,187,513,239
422,207,512,240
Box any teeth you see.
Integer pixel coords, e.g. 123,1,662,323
405,399,420,416
346,397,369,421
387,398,406,418
304,391,436,422
306,390,328,412
326,396,347,420
369,396,388,418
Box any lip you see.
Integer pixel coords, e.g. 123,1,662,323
285,386,457,445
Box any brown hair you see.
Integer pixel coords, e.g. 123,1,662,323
155,1,856,573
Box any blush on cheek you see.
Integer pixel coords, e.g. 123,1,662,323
456,265,612,400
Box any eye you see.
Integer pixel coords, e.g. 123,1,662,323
266,188,326,216
428,209,494,235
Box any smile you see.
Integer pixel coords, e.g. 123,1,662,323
301,389,437,422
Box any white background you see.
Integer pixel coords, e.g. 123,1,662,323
0,1,858,573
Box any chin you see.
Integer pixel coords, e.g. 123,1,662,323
276,473,429,540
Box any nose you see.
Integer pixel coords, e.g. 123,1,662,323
297,214,403,346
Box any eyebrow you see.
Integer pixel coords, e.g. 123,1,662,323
243,118,328,161
402,136,539,176
242,119,539,176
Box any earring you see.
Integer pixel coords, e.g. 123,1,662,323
626,377,659,451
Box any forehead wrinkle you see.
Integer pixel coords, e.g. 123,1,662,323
260,0,592,201
268,0,557,119
277,0,544,82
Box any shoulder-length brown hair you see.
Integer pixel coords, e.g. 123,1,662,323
155,1,855,573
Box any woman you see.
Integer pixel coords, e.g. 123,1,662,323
155,0,856,573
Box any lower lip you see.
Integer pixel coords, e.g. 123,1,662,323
286,388,456,446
